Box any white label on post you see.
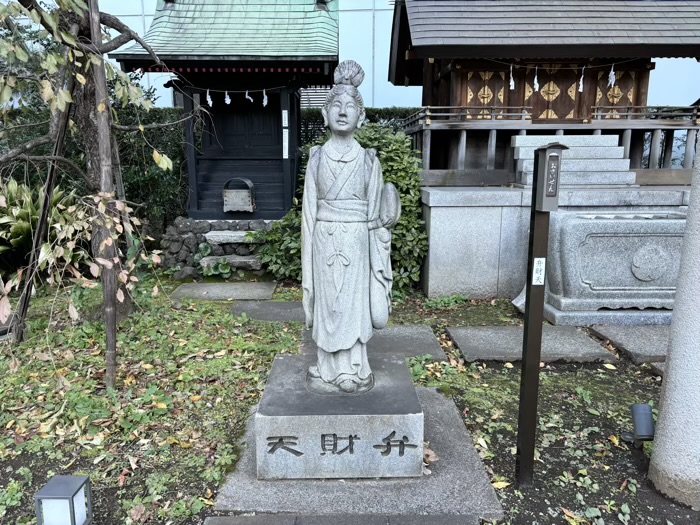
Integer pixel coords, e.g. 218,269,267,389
282,110,288,127
532,258,546,286
282,129,289,159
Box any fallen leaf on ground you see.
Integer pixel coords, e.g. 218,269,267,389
492,481,511,489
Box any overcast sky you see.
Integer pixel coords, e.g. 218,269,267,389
648,58,700,106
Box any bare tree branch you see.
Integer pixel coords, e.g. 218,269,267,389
15,155,96,191
0,134,54,164
112,111,198,132
98,12,162,65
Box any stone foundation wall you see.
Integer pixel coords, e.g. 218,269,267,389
421,187,690,301
160,217,271,274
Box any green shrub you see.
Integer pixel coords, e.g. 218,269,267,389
254,123,428,291
0,179,92,277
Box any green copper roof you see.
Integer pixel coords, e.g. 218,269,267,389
113,0,338,61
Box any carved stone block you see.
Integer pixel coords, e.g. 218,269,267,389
255,354,424,480
547,212,687,311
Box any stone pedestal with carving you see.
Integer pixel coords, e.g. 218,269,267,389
255,354,424,480
543,211,686,325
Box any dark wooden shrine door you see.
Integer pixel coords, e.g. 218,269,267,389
595,70,637,118
527,64,581,120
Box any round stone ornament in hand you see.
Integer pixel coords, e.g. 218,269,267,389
301,60,400,395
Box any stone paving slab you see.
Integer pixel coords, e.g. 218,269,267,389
300,325,445,361
171,282,276,301
651,362,666,376
589,325,669,364
205,516,476,524
213,388,503,523
232,301,305,323
449,326,614,363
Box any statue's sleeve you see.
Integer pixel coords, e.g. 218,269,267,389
367,151,393,329
301,146,320,329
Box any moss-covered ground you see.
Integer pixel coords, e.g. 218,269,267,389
0,278,697,524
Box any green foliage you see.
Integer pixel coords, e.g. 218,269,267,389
300,107,420,143
0,178,91,277
194,243,235,278
254,123,427,290
423,295,470,309
112,75,188,235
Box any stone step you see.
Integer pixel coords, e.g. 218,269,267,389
204,231,262,244
511,134,619,147
200,254,262,271
517,158,630,172
514,146,624,160
517,171,636,186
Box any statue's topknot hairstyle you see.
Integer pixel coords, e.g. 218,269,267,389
324,60,366,116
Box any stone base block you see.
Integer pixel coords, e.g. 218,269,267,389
255,354,424,479
544,303,673,326
517,170,636,186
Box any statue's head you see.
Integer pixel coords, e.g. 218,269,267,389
322,60,366,135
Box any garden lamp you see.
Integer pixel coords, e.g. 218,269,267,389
622,403,655,448
631,403,655,441
35,475,93,525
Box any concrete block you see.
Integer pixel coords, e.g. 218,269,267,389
547,212,685,311
518,158,630,173
449,326,614,363
420,187,522,207
423,206,501,298
300,325,445,361
215,388,503,522
204,231,261,244
514,146,624,160
205,518,296,525
517,171,636,186
232,301,305,323
557,189,686,207
511,135,619,147
200,255,262,271
171,282,276,301
297,517,388,525
543,304,673,326
589,325,669,363
496,206,529,298
651,362,665,376
255,355,424,479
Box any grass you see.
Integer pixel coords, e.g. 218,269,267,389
1,275,697,525
0,274,301,524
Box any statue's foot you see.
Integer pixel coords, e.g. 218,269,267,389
337,379,358,393
307,365,321,378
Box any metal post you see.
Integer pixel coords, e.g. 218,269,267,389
515,143,567,487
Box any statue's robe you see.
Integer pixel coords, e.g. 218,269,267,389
301,141,393,384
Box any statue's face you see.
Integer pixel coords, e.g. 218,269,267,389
323,92,364,135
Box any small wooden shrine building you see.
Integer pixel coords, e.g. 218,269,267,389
389,0,700,184
113,0,338,220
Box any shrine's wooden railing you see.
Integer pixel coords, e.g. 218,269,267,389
592,105,699,121
399,105,700,186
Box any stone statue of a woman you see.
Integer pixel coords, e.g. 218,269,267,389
301,60,400,395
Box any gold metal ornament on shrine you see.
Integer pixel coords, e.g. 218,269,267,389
223,177,256,212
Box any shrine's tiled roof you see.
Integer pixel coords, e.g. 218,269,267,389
112,0,338,62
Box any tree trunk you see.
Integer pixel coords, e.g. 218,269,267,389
88,0,119,391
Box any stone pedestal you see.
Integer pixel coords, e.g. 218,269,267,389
255,354,424,480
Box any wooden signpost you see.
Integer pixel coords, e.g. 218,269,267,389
516,143,568,486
